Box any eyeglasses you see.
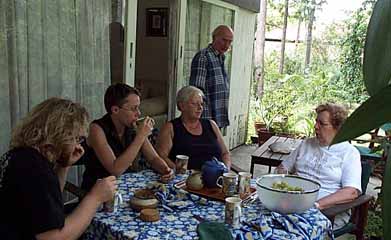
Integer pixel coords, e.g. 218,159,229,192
189,102,204,108
120,105,140,112
315,119,332,128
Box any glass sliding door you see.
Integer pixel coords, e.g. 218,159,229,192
183,0,235,86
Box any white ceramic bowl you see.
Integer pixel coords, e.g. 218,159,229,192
256,174,320,214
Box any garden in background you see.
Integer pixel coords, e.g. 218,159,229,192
247,0,387,238
248,0,373,140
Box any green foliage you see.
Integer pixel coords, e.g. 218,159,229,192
365,210,383,238
331,0,391,238
337,1,374,103
248,1,376,142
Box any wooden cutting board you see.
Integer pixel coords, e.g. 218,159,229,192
174,180,256,202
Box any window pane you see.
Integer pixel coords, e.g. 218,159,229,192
183,0,234,86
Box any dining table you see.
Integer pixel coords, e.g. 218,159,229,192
84,170,334,240
251,136,303,174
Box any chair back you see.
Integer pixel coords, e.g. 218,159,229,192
360,160,373,195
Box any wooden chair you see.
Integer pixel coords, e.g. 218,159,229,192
321,160,374,240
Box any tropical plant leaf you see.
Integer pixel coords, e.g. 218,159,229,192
363,0,391,96
332,85,391,144
383,147,391,238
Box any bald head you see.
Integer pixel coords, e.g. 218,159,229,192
211,25,234,54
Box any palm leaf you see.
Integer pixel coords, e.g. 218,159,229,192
332,85,391,144
363,0,391,96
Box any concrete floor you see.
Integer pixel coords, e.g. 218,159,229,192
230,144,382,240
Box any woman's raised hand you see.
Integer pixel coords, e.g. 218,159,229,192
136,116,155,138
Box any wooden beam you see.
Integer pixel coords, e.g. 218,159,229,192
223,0,260,12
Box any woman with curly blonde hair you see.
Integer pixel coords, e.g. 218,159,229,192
0,98,117,240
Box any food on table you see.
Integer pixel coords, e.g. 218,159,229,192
271,181,304,192
140,208,160,222
130,189,159,211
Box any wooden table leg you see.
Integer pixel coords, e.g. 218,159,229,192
250,159,255,175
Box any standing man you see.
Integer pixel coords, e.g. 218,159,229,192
190,25,234,129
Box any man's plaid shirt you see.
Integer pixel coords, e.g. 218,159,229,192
190,44,230,128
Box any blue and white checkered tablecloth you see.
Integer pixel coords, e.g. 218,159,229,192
84,170,334,240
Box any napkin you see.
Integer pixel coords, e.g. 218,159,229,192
147,182,209,211
237,208,334,240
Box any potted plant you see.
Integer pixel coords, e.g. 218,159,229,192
332,0,391,238
253,99,276,144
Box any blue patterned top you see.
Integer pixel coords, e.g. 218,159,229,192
84,170,334,240
190,44,230,128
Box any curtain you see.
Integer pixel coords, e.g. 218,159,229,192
0,0,111,199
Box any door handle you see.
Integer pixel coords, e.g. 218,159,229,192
130,42,133,58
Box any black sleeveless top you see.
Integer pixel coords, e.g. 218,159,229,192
81,114,146,191
169,118,223,170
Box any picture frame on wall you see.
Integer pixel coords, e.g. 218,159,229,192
146,8,168,37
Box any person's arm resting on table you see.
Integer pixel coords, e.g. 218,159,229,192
156,122,176,169
142,137,174,183
36,176,116,240
210,120,231,170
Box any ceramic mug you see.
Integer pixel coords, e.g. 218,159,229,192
104,192,123,213
216,173,238,197
225,197,242,228
238,172,252,198
175,155,189,174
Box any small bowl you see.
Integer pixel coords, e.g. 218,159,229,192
129,189,159,211
256,174,320,214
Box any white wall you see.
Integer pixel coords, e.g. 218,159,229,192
136,0,169,97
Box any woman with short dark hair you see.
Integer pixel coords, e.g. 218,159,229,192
82,83,173,191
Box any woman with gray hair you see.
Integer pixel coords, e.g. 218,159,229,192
276,103,361,228
156,86,231,170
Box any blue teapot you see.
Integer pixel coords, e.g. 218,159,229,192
201,157,228,188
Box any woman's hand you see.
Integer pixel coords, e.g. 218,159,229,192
69,143,85,165
160,168,175,183
90,176,117,203
136,116,155,138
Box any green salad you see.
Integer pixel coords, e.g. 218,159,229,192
271,181,304,192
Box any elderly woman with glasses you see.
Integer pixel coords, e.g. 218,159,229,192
81,83,174,191
156,86,231,171
275,103,361,227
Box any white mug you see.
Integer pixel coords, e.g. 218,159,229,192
104,192,123,213
238,172,252,197
216,173,238,197
225,197,242,228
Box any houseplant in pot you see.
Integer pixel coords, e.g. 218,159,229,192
332,0,391,238
253,98,275,144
